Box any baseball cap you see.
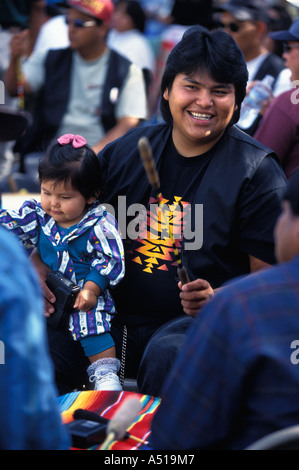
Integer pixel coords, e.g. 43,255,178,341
57,0,114,23
215,0,269,23
270,17,299,41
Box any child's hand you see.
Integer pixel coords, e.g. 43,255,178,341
74,289,98,311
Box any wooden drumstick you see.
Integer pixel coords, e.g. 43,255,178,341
138,136,190,285
138,136,160,192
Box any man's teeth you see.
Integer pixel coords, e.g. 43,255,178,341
190,112,212,120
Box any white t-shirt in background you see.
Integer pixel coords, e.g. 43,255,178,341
23,48,148,145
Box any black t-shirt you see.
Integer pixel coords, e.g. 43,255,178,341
112,137,212,324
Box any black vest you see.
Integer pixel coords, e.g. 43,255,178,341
16,48,131,154
253,52,285,84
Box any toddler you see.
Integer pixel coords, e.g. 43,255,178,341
0,134,125,391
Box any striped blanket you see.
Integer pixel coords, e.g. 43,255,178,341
58,390,160,450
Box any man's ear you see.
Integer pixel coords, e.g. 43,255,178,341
256,20,267,39
163,88,169,101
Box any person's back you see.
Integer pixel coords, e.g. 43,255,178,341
0,225,69,449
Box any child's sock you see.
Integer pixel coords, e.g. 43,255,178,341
87,358,122,391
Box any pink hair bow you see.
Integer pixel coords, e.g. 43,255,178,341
57,133,87,148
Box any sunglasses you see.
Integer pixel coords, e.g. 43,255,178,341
283,43,299,53
217,21,242,33
65,17,97,28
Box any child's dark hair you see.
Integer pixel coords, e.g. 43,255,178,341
38,137,103,201
160,25,248,126
283,169,299,216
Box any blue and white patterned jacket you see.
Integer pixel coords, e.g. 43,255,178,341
0,199,125,339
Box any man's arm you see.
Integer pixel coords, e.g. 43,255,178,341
92,63,147,153
5,31,33,97
92,116,140,154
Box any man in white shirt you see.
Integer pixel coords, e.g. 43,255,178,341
5,0,147,156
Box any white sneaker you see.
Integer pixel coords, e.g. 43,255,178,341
90,369,122,391
87,358,123,391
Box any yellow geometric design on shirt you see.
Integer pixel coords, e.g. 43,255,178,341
131,196,190,274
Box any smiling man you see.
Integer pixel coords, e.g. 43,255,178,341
38,25,288,397
163,73,236,156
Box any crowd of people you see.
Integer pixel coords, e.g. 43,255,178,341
1,0,299,451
